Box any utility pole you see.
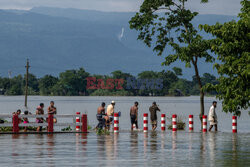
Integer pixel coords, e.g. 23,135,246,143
24,59,30,107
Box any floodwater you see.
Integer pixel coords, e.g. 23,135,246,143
0,96,250,166
0,132,250,166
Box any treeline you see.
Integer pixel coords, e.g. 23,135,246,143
0,67,218,96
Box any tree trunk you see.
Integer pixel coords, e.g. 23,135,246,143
199,90,205,130
193,60,205,130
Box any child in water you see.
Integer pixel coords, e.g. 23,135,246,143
23,110,29,132
36,103,45,132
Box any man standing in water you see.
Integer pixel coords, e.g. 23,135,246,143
130,101,139,131
106,101,115,130
96,102,106,130
149,102,160,131
209,101,218,131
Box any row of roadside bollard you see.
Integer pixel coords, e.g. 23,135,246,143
154,114,237,133
10,112,237,133
148,114,237,133
31,112,237,133
112,113,238,133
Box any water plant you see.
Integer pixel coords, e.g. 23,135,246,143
96,128,110,135
167,116,186,130
88,125,92,130
61,126,72,131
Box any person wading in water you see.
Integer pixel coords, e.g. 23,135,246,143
48,101,57,123
23,110,29,132
96,102,107,130
106,101,115,131
36,103,44,132
130,101,139,131
208,101,218,132
149,102,161,131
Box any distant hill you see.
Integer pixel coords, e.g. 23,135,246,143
0,7,237,79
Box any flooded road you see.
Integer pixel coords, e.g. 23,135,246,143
0,96,249,166
0,96,249,132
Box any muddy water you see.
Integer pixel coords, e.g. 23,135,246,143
0,96,249,166
0,132,249,166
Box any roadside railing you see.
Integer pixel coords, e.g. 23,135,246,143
0,113,88,133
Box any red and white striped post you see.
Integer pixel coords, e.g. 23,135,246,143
232,116,237,133
114,113,119,133
202,115,207,132
161,114,166,131
189,115,193,131
143,113,148,133
172,114,177,132
76,112,81,131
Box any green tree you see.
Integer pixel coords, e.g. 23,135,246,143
23,73,39,94
158,70,178,95
0,77,11,94
129,0,213,128
192,73,218,95
111,70,132,79
112,70,135,95
7,75,23,95
172,67,183,76
39,75,58,95
137,70,178,96
201,73,217,86
54,68,89,96
169,79,193,96
138,71,158,78
137,71,159,96
200,0,250,115
86,74,105,95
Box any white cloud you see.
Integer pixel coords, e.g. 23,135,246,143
0,0,242,15
186,0,241,15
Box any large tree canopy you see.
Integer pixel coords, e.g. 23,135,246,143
129,0,213,128
200,0,250,115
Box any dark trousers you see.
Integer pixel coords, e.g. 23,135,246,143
97,118,106,129
97,114,105,129
131,115,138,129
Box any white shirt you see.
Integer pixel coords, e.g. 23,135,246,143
208,105,217,121
107,104,114,116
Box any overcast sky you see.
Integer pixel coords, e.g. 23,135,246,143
0,0,242,15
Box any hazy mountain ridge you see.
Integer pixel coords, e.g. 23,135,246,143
0,7,237,78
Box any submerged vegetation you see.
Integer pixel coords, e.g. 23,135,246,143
96,128,110,135
61,126,73,132
167,116,186,130
0,126,44,132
